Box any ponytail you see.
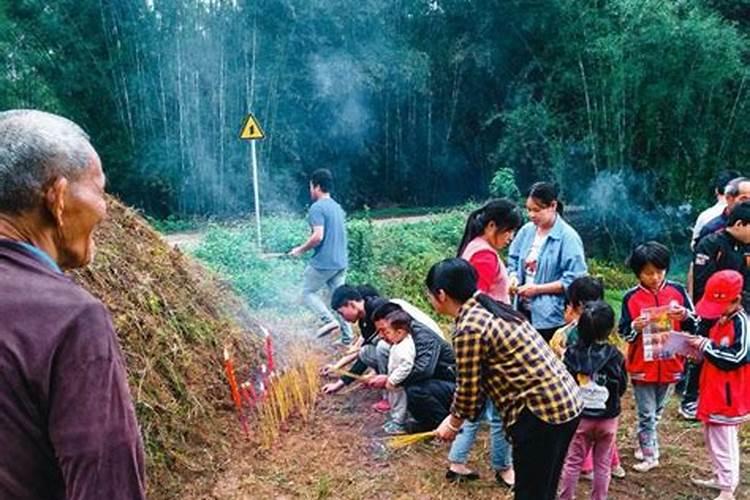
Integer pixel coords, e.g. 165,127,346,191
456,207,486,257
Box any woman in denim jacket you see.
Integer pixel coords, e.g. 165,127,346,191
508,182,587,341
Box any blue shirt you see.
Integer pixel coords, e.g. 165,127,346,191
308,197,348,270
507,215,587,329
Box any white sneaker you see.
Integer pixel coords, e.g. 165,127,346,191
580,471,594,481
632,460,659,472
634,448,644,461
315,320,340,338
713,492,735,500
612,465,626,479
691,477,722,491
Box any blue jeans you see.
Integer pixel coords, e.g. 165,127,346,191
633,382,673,461
448,400,512,470
302,265,352,342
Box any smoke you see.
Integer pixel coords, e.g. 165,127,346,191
572,169,693,259
310,54,372,146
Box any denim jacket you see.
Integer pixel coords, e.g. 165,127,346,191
507,215,587,329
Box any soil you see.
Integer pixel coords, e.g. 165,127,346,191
195,313,750,500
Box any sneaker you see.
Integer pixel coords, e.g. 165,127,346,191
714,492,735,500
632,460,659,473
372,399,391,413
691,477,723,491
383,420,406,435
678,402,698,421
634,448,644,461
612,465,626,479
580,471,594,481
316,320,340,338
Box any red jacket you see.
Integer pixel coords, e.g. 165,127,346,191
697,310,750,425
618,281,696,383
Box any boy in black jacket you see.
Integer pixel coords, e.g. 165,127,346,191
559,301,628,500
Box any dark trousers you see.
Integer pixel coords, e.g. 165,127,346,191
682,360,702,405
508,409,580,500
405,379,455,430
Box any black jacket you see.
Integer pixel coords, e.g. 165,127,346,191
402,320,456,386
694,229,750,310
564,342,627,419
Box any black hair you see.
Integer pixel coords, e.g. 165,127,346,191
727,200,750,226
577,300,616,345
425,258,525,323
310,168,333,193
528,181,564,215
371,301,404,323
331,284,380,310
565,276,605,309
385,310,412,333
626,241,671,275
715,170,742,195
456,199,523,257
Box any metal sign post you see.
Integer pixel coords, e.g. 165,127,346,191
239,113,265,249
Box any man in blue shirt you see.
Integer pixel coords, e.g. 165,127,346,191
290,169,352,343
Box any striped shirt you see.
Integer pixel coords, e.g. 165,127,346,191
451,295,583,428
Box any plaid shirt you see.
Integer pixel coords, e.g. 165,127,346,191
451,295,583,428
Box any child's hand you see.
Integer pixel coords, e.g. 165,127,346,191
385,380,396,390
667,304,688,321
632,315,648,333
364,374,388,389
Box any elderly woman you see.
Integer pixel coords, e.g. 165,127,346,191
428,258,582,500
0,110,145,498
508,182,587,341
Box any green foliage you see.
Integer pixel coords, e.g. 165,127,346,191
489,167,521,200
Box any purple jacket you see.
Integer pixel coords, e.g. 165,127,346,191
0,240,146,499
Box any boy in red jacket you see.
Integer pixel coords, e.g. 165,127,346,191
618,242,696,472
689,270,750,500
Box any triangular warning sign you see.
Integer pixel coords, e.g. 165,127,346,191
239,113,265,140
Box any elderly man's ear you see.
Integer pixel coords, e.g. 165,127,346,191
44,177,69,227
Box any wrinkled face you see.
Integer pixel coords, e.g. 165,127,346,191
526,197,556,228
337,301,360,323
726,182,750,209
375,320,407,345
56,156,107,269
638,262,666,293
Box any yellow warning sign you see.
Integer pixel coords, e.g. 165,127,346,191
239,113,265,140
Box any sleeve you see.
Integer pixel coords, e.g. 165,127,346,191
559,230,588,290
507,225,524,277
700,316,750,371
48,303,146,500
469,250,500,294
673,283,698,334
617,354,628,397
691,213,709,250
450,322,485,421
388,341,416,386
693,236,720,303
308,203,324,227
618,294,639,343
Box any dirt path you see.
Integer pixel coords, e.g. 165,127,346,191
199,311,750,500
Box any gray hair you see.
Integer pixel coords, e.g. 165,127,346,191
0,110,95,214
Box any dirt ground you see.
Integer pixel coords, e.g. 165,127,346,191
201,313,750,500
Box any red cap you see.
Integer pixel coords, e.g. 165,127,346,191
696,270,744,319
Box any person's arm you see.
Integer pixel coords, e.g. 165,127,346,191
558,230,588,291
675,284,699,334
469,250,499,294
696,316,749,371
290,204,325,256
450,322,485,422
693,236,720,303
340,358,368,385
49,303,146,500
618,294,640,343
617,353,629,397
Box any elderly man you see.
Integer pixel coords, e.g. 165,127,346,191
0,110,146,498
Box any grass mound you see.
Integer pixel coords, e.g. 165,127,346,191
70,198,264,498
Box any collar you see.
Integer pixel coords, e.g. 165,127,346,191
638,280,667,295
456,293,481,323
0,239,62,274
546,214,565,240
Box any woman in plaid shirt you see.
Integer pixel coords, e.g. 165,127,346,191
428,258,583,500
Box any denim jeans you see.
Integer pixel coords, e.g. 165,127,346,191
448,400,512,470
302,265,352,342
632,382,673,461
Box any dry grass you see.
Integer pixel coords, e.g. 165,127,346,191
71,198,265,499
